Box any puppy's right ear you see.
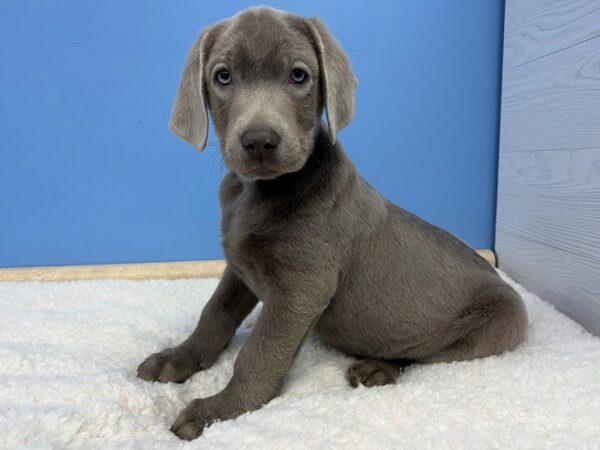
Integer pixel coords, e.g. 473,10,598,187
169,27,214,152
305,18,358,145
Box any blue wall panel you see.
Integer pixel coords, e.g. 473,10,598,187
0,0,504,267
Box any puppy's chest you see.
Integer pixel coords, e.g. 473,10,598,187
220,192,286,286
222,222,271,266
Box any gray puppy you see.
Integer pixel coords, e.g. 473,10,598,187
137,6,527,440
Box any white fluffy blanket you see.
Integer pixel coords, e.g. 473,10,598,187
1,271,599,449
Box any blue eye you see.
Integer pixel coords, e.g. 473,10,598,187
215,69,231,85
291,68,307,84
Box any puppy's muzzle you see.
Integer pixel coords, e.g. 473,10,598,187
241,127,281,160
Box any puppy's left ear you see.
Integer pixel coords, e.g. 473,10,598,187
305,18,358,144
169,26,216,152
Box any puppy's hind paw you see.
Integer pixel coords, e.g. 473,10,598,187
347,358,412,388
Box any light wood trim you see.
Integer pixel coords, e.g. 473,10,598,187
477,249,496,267
0,250,495,282
0,260,227,282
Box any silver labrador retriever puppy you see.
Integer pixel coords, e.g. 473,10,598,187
137,6,527,440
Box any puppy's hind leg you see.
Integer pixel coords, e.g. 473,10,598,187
420,284,527,364
347,358,413,388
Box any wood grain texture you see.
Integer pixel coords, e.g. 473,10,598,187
501,34,600,152
496,149,600,332
504,0,600,69
498,149,600,262
496,233,600,333
498,0,600,335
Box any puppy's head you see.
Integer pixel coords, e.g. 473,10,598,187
169,7,357,180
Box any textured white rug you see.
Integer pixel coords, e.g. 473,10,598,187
1,271,599,449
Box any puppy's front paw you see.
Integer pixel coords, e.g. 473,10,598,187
171,399,217,440
137,346,203,383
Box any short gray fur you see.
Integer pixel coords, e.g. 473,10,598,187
497,0,600,335
137,7,528,440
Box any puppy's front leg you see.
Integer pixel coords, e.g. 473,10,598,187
170,287,330,440
137,266,258,383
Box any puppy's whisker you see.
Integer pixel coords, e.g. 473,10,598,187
208,148,222,173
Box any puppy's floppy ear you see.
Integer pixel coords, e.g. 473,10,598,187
169,27,215,152
305,18,358,144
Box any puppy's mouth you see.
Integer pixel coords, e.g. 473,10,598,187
240,161,283,180
225,146,307,180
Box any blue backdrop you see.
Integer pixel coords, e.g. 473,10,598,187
0,0,504,268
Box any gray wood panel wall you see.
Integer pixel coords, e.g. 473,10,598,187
497,0,600,335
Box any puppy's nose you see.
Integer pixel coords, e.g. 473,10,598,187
241,128,280,159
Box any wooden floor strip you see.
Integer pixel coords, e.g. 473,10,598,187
0,250,495,282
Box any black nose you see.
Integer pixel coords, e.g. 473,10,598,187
241,128,281,159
